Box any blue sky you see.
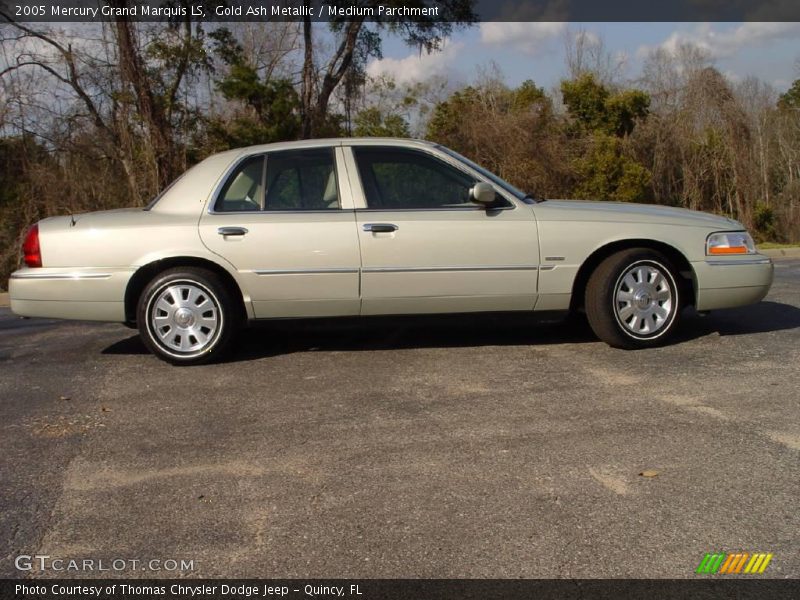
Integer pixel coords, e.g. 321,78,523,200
368,22,800,92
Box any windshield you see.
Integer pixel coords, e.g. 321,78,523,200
436,145,535,203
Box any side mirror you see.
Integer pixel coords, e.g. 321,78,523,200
470,182,496,206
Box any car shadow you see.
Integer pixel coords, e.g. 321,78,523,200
676,300,800,339
102,300,800,363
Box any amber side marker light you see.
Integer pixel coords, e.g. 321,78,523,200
708,246,749,255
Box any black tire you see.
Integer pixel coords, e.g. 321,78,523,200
136,267,240,365
585,248,682,349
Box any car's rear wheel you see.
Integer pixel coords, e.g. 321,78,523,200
585,248,681,349
137,267,239,365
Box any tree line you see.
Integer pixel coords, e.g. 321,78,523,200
1,12,799,287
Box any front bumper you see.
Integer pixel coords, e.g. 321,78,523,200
692,255,774,311
9,267,134,322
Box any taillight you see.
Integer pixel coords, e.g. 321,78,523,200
23,224,42,268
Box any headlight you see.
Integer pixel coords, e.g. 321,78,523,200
706,231,756,255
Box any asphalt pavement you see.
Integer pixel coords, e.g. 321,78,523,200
1,260,799,579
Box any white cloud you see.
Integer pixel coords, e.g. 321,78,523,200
573,29,600,48
723,70,743,84
479,22,566,55
637,22,800,60
365,40,464,84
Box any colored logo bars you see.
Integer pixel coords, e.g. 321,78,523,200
696,552,773,574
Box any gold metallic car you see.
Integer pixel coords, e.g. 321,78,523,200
9,138,774,364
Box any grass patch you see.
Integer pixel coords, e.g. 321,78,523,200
758,242,800,250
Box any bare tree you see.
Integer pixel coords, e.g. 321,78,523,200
736,77,777,206
298,0,475,137
301,16,365,137
2,1,210,194
564,28,627,87
0,16,141,197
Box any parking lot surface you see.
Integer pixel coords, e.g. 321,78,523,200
1,259,799,578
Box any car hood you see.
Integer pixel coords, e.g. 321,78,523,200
535,200,744,229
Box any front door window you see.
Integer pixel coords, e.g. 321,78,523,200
353,147,484,210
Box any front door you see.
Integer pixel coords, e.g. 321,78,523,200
346,145,540,315
199,146,361,318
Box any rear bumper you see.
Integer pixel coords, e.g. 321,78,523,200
9,267,134,322
692,256,774,311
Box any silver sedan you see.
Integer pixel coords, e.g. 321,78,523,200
9,138,773,364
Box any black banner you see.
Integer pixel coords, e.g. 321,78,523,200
2,0,800,23
3,580,800,600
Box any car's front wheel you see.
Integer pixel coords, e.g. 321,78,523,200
137,267,239,365
585,249,682,349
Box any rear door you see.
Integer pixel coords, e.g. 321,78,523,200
345,145,540,315
199,146,361,318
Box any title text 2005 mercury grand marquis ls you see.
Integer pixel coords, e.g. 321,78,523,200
10,138,773,364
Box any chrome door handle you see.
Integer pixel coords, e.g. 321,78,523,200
217,226,248,236
363,223,398,233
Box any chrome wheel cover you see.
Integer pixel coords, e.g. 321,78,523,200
613,261,676,338
147,280,221,357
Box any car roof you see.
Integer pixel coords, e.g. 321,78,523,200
232,137,437,156
151,138,441,215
